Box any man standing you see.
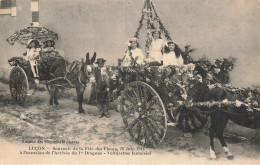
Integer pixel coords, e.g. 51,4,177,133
95,58,110,118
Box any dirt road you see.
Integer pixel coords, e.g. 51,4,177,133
0,82,259,164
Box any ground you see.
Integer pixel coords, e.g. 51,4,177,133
0,81,259,164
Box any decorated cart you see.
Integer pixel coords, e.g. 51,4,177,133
108,0,260,148
6,26,66,103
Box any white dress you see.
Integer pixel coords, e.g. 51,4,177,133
121,48,145,66
148,39,165,62
26,48,41,66
163,51,184,66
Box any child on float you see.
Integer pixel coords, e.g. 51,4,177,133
147,29,165,66
24,39,41,84
121,37,145,66
163,41,183,66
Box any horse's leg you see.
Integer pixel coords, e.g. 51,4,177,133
53,87,59,108
76,85,85,113
217,113,233,159
209,114,217,159
49,85,54,109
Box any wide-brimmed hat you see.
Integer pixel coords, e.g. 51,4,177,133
95,58,106,64
26,39,40,48
26,39,40,46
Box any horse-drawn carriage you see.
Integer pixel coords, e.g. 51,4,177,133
7,49,66,103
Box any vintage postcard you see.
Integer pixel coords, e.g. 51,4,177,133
0,0,259,164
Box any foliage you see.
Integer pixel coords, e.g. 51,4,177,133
111,55,260,117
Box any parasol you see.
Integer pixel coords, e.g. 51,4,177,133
6,26,58,45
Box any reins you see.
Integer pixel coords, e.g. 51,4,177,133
78,63,90,87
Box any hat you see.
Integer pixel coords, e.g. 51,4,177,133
166,40,176,47
126,37,139,46
42,39,55,47
26,39,40,46
95,58,106,64
43,39,55,44
129,37,138,42
151,28,161,33
26,39,40,48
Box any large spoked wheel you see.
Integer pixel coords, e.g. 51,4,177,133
120,81,167,147
172,106,209,133
9,66,29,103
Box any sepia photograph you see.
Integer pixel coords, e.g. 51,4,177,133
0,0,259,164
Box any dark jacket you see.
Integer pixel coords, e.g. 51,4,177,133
95,67,110,103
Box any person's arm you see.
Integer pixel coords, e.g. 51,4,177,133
137,49,145,64
161,40,167,55
178,55,184,65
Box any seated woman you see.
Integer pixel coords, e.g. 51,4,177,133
121,37,145,66
41,39,55,53
163,41,183,66
24,39,41,83
147,29,165,66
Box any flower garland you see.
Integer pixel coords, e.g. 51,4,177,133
111,58,260,115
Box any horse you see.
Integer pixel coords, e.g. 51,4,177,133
48,52,96,113
203,87,260,159
192,66,260,159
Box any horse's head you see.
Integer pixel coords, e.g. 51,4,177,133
78,52,97,85
85,52,96,65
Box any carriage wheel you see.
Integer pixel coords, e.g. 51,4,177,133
9,66,29,103
120,81,167,147
172,106,209,132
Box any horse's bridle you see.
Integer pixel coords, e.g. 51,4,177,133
78,63,93,87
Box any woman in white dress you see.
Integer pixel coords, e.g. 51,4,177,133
163,41,183,66
24,39,41,83
148,29,165,66
121,37,145,66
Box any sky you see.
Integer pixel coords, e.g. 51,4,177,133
0,0,259,87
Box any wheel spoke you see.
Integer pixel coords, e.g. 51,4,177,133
146,118,163,138
193,108,207,127
184,109,191,132
131,86,141,101
126,118,139,131
124,92,138,103
127,119,140,138
189,111,200,130
178,109,185,128
143,119,160,147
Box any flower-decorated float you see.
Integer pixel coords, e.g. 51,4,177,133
106,0,260,149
